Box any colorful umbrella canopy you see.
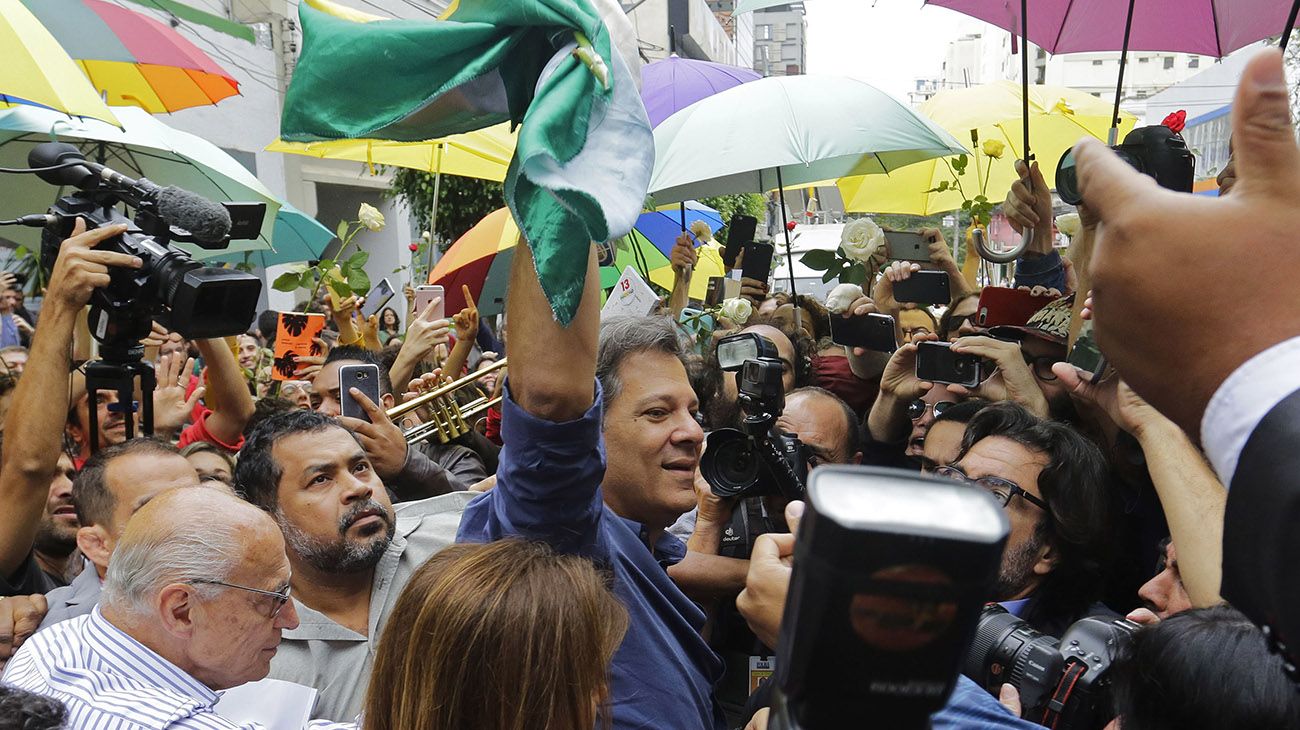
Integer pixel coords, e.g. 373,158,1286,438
21,0,240,113
636,201,723,256
0,104,284,260
649,75,969,203
925,0,1293,56
838,81,1137,216
614,230,727,301
640,55,761,128
0,0,119,125
267,123,517,183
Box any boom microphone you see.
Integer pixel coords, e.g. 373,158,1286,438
27,143,232,244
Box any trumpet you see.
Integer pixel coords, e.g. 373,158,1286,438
388,358,507,445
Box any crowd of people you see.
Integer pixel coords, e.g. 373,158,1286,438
1,48,1299,730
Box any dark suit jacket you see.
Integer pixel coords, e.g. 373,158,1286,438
1223,387,1300,676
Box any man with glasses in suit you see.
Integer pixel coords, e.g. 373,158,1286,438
934,401,1119,637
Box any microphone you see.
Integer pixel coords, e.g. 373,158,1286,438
27,143,232,244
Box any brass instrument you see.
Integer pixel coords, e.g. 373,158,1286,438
389,358,507,445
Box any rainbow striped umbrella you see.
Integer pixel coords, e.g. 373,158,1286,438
20,0,239,113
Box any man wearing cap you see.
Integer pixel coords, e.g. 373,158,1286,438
947,296,1075,421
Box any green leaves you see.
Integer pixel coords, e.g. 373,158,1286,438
800,249,838,271
335,220,351,244
802,248,869,287
273,270,305,292
952,154,970,174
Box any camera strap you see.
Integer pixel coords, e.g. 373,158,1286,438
1041,661,1088,729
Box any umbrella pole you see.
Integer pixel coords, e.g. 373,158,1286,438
1283,0,1300,50
1110,0,1137,145
775,168,797,306
1020,0,1031,163
425,169,442,284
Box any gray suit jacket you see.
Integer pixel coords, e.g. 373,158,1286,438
38,562,101,631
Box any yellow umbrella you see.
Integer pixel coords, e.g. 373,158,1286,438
0,0,119,125
647,243,727,301
838,81,1136,215
266,122,516,182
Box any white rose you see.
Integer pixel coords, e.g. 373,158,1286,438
825,283,865,314
840,218,885,264
1055,213,1081,239
719,297,753,324
690,219,713,243
358,203,386,232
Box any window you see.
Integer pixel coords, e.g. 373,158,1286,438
1092,59,1103,66
1163,56,1175,70
1189,57,1200,68
1139,57,1149,63
756,24,771,40
773,25,786,41
786,23,799,39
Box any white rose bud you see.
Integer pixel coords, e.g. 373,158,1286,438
840,218,885,264
825,283,865,314
358,203,386,232
1055,213,1081,239
719,297,753,324
689,220,713,243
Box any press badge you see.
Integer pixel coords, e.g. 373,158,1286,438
749,656,775,694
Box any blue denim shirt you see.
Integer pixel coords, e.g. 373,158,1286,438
1014,251,1067,292
457,383,726,730
934,676,1045,729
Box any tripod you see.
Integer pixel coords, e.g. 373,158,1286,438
84,314,156,453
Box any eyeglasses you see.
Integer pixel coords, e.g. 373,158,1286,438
1022,352,1063,381
907,399,956,421
933,465,1050,512
947,312,979,333
191,579,292,617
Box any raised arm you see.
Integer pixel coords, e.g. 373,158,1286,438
0,222,137,578
508,238,599,421
192,338,256,445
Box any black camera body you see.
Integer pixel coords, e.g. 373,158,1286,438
964,604,1139,729
1056,124,1195,206
701,356,810,500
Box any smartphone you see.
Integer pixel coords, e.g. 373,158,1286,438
272,312,326,381
830,313,897,352
413,285,445,320
360,278,396,319
741,241,775,284
915,340,983,387
892,270,950,305
1067,318,1105,374
976,287,1058,328
705,276,742,306
338,363,382,421
884,231,931,263
723,214,759,268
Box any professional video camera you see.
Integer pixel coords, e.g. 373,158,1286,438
1055,124,1195,206
768,466,1010,730
701,332,810,500
4,142,265,447
964,604,1139,730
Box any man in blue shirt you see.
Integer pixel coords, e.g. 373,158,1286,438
457,242,725,729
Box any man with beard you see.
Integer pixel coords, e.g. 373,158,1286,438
234,409,474,721
934,402,1118,636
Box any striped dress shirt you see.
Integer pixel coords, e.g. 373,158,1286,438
1,607,354,729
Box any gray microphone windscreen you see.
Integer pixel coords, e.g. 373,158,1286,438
157,186,232,244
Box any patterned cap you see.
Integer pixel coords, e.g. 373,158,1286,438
988,294,1073,346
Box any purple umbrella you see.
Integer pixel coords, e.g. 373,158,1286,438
640,55,761,129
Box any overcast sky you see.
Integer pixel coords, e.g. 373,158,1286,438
804,1,983,101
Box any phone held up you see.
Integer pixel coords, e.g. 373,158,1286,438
339,363,382,422
884,230,931,263
915,341,983,388
412,285,445,320
830,313,897,353
893,271,950,306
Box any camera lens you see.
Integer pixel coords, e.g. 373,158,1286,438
700,429,760,498
953,359,970,376
1055,148,1082,206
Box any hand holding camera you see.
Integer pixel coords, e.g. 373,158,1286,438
879,332,939,400
44,219,138,312
947,335,1050,418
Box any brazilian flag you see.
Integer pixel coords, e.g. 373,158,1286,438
280,0,652,324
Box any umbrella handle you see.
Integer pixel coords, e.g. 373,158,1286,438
973,226,1030,264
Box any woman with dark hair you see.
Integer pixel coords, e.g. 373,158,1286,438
377,306,402,345
363,539,629,730
1107,605,1300,730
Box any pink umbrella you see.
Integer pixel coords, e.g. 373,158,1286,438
927,0,1300,138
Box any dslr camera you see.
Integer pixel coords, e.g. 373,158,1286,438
964,604,1139,730
1055,124,1195,206
701,333,810,500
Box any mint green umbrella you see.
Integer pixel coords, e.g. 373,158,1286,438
649,75,968,203
648,74,966,297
